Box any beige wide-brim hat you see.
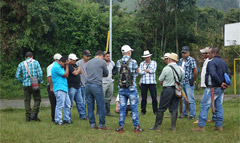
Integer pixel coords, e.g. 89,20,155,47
141,50,152,58
168,53,178,62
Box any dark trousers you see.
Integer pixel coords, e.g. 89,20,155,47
47,85,56,121
23,86,41,117
141,84,158,114
158,86,180,113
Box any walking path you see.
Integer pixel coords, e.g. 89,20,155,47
0,95,239,110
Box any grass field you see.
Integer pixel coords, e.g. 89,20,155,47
1,100,239,143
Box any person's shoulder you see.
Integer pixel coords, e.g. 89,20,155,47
151,60,157,64
47,63,54,68
189,56,196,61
130,58,137,63
163,65,170,71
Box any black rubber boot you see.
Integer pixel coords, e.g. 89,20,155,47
170,111,178,131
106,103,113,116
30,113,41,121
149,111,164,131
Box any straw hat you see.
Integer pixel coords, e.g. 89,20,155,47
168,53,178,62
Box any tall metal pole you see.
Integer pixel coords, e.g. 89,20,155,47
109,0,112,61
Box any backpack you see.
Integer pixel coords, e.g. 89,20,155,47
118,58,133,88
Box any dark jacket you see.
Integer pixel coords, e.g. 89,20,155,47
205,56,231,87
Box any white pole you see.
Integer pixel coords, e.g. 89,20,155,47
110,0,112,61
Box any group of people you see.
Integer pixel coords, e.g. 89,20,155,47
16,45,230,132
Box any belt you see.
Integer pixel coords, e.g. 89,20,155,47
163,86,175,89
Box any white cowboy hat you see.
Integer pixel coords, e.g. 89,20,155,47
161,53,170,60
200,47,210,54
141,50,152,58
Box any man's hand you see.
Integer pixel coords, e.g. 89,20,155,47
194,81,197,85
50,87,53,92
221,82,229,89
136,68,140,73
65,60,70,65
144,69,150,73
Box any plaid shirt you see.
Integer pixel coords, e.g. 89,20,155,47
16,58,43,87
178,56,197,85
139,60,157,84
116,55,138,87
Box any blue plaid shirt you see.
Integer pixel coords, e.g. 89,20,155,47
116,55,138,87
139,60,157,84
16,58,43,87
178,56,197,85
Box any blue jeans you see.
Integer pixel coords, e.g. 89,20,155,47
80,86,86,116
68,87,86,119
54,90,71,123
198,88,224,127
85,83,106,128
119,86,140,128
182,84,196,117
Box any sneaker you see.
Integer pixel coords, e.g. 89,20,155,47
134,126,144,132
106,113,114,117
98,126,111,130
188,116,195,120
192,126,205,132
55,122,63,125
207,120,215,123
115,126,124,133
80,117,88,120
178,115,188,119
91,126,99,130
63,120,73,124
212,127,223,132
193,120,199,124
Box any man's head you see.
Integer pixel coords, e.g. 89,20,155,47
142,50,152,63
68,53,78,64
200,47,209,59
208,47,219,59
168,53,178,63
121,45,133,57
95,50,104,59
25,52,33,59
103,51,110,62
161,53,170,64
58,56,68,67
83,50,91,62
181,46,190,59
53,53,62,61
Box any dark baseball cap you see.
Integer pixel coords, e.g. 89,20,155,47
83,50,91,56
181,46,190,53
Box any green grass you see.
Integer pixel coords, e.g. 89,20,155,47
1,100,240,143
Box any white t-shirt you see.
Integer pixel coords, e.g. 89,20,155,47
103,61,115,83
47,62,54,77
201,58,210,87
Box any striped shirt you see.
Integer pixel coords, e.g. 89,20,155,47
16,58,43,87
139,60,157,84
178,56,197,85
116,55,138,87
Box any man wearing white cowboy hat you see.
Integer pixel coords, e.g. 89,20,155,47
139,50,158,115
150,53,183,131
67,53,87,120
